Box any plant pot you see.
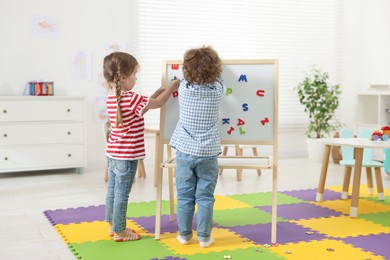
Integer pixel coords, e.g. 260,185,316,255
306,138,325,162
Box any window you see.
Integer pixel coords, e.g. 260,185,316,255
129,0,340,130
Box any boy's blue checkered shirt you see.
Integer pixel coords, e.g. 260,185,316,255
170,77,224,157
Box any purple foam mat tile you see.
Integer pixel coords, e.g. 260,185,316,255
281,188,342,202
258,203,343,220
43,205,106,225
131,214,197,234
229,222,327,245
343,233,390,258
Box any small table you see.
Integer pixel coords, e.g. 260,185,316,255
316,138,388,217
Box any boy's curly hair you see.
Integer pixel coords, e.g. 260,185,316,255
182,46,222,85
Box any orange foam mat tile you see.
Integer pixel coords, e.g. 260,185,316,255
311,199,390,215
159,227,256,256
269,239,384,260
55,219,152,244
292,215,390,238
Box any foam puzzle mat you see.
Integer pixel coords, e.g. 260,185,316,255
44,186,390,259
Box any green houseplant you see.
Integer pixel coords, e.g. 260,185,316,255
296,67,341,139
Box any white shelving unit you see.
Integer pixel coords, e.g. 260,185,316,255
357,91,390,128
0,96,86,174
357,91,390,160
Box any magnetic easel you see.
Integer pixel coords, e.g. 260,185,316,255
155,59,279,244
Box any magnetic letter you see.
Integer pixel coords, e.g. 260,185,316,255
256,89,265,97
237,118,245,126
222,118,230,125
238,74,247,82
242,103,248,111
226,88,233,95
172,91,178,98
261,117,269,126
227,127,235,135
239,127,246,135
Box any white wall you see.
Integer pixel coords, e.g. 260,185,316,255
339,0,390,131
0,0,131,164
1,0,389,163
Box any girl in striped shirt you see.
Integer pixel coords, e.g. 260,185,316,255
103,52,179,242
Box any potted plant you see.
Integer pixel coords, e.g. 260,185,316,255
296,66,341,161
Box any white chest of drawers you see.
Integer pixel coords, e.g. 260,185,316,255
0,96,86,174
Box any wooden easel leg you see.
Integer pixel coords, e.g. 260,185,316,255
137,159,146,179
167,146,175,221
252,146,262,176
235,145,242,181
154,132,160,187
155,167,163,240
219,146,228,175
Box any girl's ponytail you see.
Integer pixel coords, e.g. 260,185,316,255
114,71,123,127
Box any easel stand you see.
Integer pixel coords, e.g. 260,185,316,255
155,59,279,244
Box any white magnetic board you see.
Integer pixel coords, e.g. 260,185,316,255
160,59,278,145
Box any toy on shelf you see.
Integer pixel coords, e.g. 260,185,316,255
370,126,390,141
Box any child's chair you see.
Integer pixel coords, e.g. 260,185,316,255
383,148,390,175
339,128,384,200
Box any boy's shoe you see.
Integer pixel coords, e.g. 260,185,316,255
199,237,215,248
177,235,192,245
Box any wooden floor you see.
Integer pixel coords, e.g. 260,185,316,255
1,156,389,260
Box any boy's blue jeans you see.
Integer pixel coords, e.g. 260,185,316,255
175,151,219,242
105,157,137,233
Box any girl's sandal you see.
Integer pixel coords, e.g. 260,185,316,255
113,230,141,242
108,226,136,237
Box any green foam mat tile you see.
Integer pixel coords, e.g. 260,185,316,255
366,196,390,206
213,207,286,227
127,200,175,218
178,246,284,260
228,192,304,207
69,236,174,260
359,212,390,227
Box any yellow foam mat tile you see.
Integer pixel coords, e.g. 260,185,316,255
311,199,390,215
269,239,383,260
159,227,256,255
213,195,252,210
55,219,152,244
292,216,390,238
327,185,390,197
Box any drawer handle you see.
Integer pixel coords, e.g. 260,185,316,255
67,131,71,135
4,157,8,161
67,108,71,112
3,109,6,114
3,133,7,138
68,154,72,157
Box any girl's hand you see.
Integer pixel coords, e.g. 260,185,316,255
168,79,180,91
151,87,165,98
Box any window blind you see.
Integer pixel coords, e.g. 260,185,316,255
128,0,340,130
